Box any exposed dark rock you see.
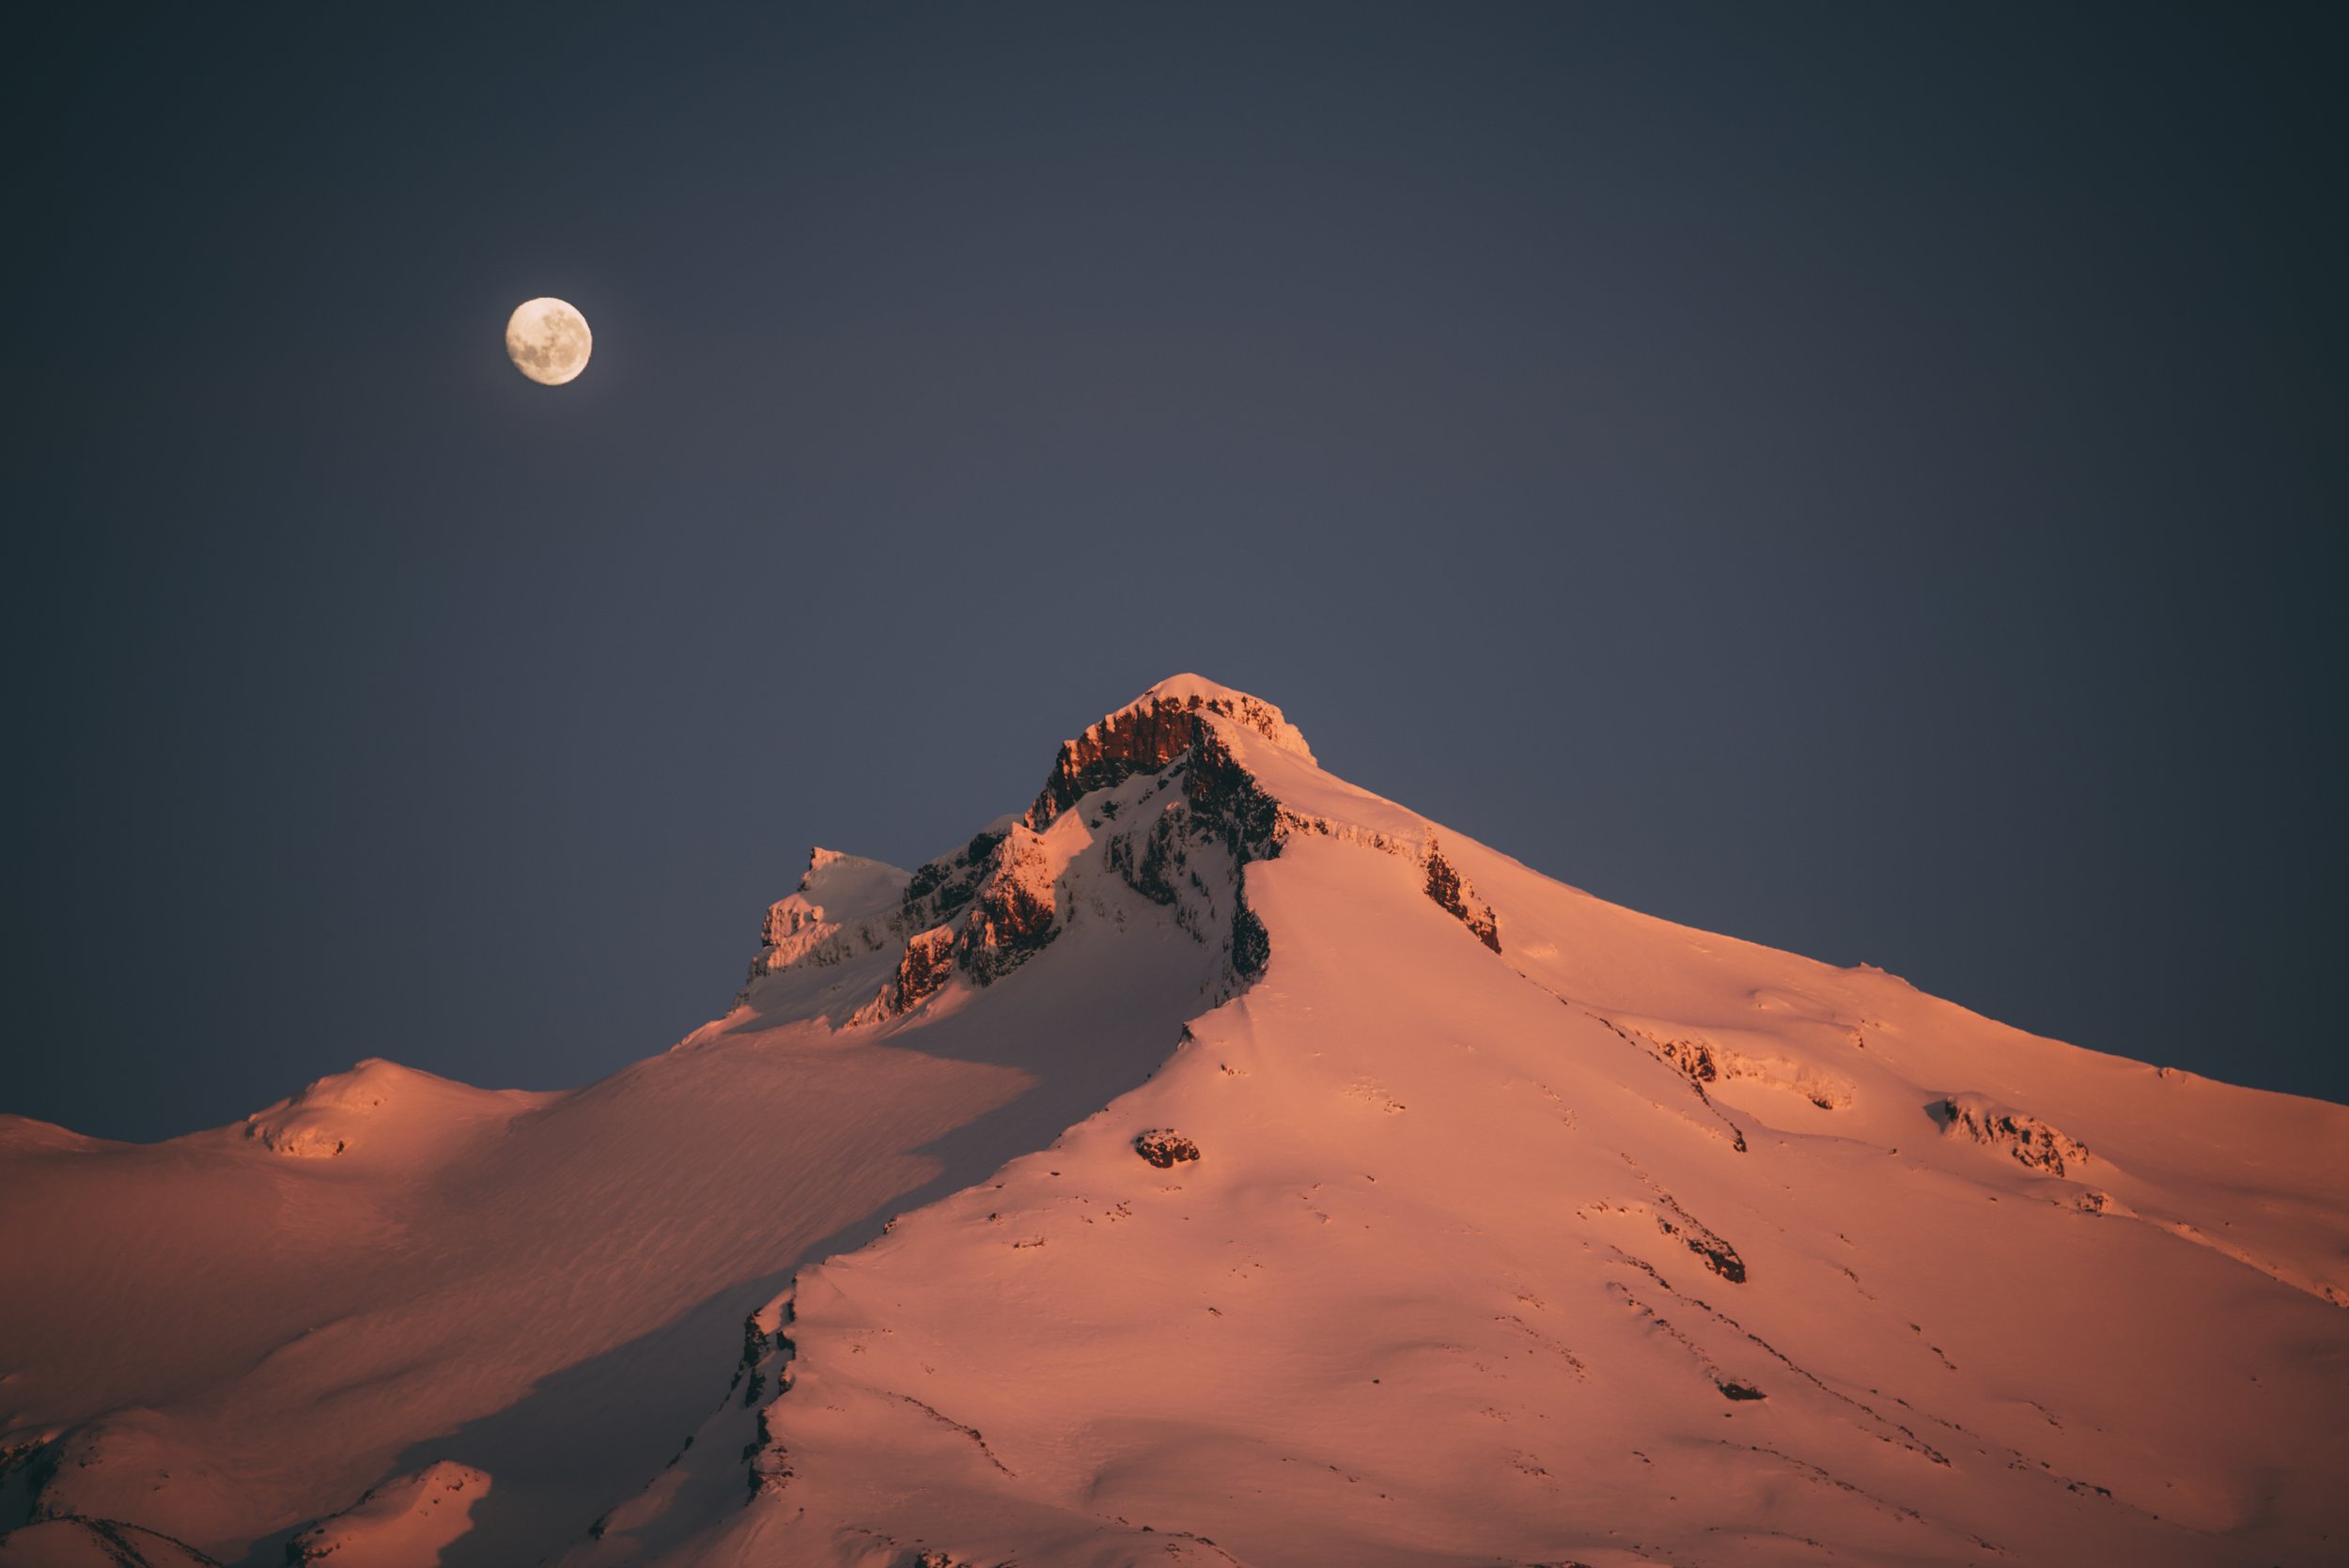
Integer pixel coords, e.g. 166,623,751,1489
1027,697,1212,830
1718,1380,1767,1401
1655,1035,1720,1083
901,833,1002,927
958,831,1058,986
1134,811,1184,905
1229,894,1270,980
741,1297,800,1498
1026,687,1302,831
1135,1129,1201,1168
885,927,958,1013
866,830,1064,1015
1105,806,1190,908
735,1310,770,1405
1656,1208,1748,1284
1932,1094,2089,1177
747,1403,793,1498
1184,723,1283,863
870,689,1299,1016
1423,842,1501,953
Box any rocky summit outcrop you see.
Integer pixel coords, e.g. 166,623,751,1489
1023,675,1311,832
742,675,1507,1024
754,679,1329,1024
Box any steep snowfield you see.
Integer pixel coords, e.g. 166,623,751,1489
5,675,2345,1568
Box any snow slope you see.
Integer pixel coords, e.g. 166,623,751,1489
5,675,2345,1568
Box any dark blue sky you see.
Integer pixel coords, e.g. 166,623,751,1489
6,4,2343,1141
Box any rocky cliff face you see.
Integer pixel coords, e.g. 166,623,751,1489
1023,676,1311,832
1421,840,1501,953
751,680,1319,1024
861,828,1064,1017
752,675,1500,1020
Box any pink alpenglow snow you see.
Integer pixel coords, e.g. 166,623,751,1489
3,673,2346,1568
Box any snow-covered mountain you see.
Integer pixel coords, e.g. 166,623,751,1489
4,675,2345,1568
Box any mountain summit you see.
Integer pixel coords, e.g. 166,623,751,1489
4,678,2345,1568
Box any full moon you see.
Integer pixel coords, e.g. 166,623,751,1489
505,297,592,385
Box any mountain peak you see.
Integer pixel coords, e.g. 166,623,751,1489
1130,674,1313,758
1026,675,1312,832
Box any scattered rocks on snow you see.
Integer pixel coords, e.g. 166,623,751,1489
1656,1206,1749,1284
1641,1028,1852,1111
1134,1129,1201,1168
1104,808,1186,907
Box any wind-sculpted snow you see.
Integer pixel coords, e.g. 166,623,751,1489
741,848,911,988
6,677,2348,1568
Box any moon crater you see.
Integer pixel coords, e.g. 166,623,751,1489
506,298,592,386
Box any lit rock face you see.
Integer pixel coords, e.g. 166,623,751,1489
1024,674,1312,832
783,678,1316,1021
870,829,1065,1013
1421,840,1501,953
758,675,1489,1021
957,829,1059,986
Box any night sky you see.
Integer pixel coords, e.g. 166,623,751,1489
6,4,2343,1141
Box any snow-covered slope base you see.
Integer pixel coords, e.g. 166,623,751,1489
5,676,2345,1568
